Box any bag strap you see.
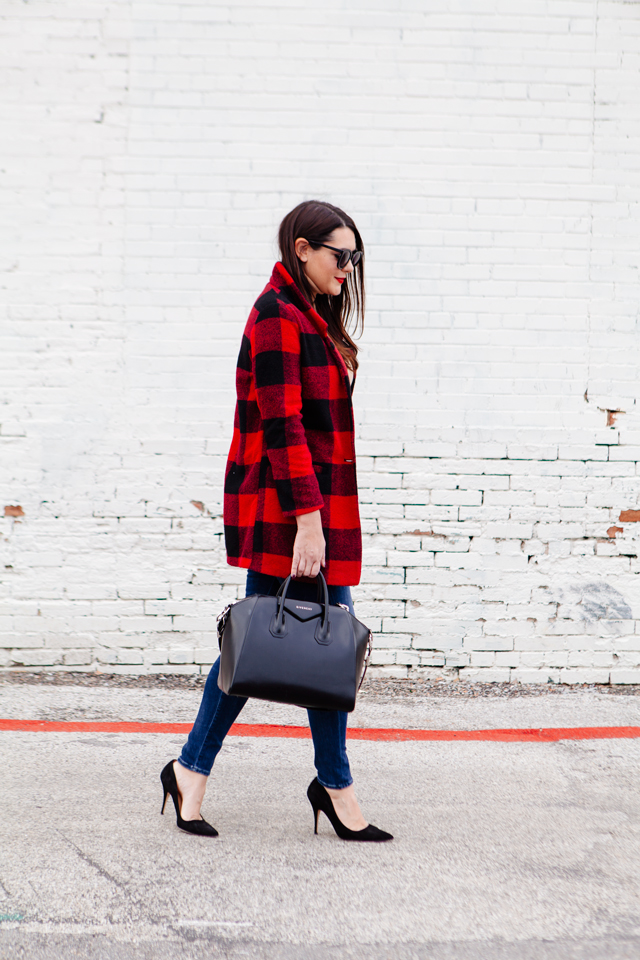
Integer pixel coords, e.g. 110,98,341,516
274,572,330,642
275,573,325,604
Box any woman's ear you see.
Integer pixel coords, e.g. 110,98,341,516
294,237,309,262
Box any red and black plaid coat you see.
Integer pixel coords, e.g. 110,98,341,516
223,262,362,586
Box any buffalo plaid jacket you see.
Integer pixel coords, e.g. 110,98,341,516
223,262,362,586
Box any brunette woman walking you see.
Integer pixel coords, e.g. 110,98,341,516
160,200,392,843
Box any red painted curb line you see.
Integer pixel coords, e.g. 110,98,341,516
1,719,639,743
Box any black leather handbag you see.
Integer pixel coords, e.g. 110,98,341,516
216,572,371,712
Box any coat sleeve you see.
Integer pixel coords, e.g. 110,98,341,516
250,305,325,518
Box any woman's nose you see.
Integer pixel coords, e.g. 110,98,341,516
344,260,354,274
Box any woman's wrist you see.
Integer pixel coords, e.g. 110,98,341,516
292,509,325,577
295,509,322,529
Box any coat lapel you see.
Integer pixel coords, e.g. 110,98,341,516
271,262,354,394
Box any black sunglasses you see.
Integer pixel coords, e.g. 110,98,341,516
315,243,363,270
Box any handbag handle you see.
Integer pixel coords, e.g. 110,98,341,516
273,572,331,643
275,574,325,604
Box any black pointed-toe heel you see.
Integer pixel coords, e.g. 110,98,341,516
160,760,218,837
307,777,393,842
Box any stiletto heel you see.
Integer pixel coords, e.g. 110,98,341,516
160,760,219,837
307,778,393,842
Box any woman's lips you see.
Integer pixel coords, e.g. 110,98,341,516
335,277,345,284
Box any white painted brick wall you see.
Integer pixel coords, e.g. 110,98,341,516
2,0,639,682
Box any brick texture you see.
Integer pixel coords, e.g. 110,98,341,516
1,1,639,682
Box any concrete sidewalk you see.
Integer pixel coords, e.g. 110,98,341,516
1,680,640,959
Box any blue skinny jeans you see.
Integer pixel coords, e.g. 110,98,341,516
177,570,354,790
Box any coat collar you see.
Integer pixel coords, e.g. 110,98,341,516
270,262,355,392
271,262,329,338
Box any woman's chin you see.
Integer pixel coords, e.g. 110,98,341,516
313,279,343,298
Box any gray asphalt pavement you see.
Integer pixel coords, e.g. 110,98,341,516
1,680,640,959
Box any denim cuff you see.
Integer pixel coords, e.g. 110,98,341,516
177,755,211,777
317,774,353,790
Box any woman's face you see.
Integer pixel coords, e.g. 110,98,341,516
295,226,357,299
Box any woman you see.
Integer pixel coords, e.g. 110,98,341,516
160,200,392,843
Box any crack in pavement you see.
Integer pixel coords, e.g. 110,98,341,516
54,831,171,933
56,831,127,892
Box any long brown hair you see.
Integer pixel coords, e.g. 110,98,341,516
278,200,365,372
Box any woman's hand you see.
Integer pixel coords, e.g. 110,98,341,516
292,510,326,578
